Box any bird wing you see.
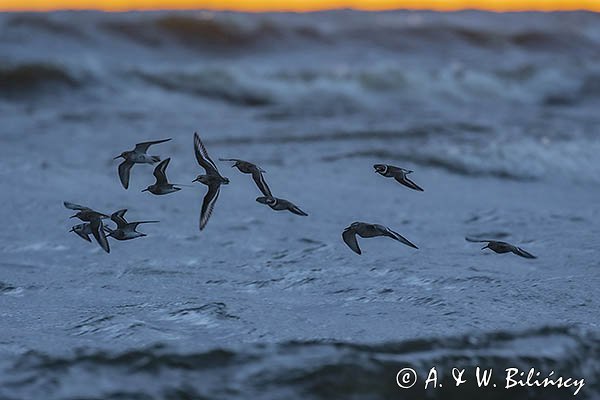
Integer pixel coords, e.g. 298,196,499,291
288,202,308,216
194,132,219,175
251,169,273,197
153,158,171,184
218,158,242,162
395,175,424,192
111,209,129,228
199,184,220,231
128,221,159,230
71,226,92,242
118,160,134,189
90,219,110,253
465,237,492,243
342,229,361,255
512,246,537,259
64,202,90,211
386,228,418,249
134,138,171,153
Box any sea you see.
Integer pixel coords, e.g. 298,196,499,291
0,9,599,399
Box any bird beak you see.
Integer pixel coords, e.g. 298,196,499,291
481,244,489,250
141,188,148,192
69,214,77,219
113,155,122,160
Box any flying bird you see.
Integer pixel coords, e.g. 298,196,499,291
374,164,424,192
192,132,229,230
219,158,272,197
64,202,110,253
69,223,93,243
114,138,171,189
256,196,307,216
104,209,158,240
465,237,536,259
342,222,418,255
142,158,181,195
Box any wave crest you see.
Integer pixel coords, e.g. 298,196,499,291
0,63,80,98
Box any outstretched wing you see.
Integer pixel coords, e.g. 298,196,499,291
128,221,159,230
111,209,128,228
386,228,418,249
218,158,242,162
251,169,273,197
199,184,220,231
118,160,134,189
395,175,424,192
194,132,219,175
64,201,89,211
288,202,308,216
512,246,536,259
465,237,492,243
90,219,110,253
134,138,171,154
342,229,361,255
70,226,92,242
153,158,171,184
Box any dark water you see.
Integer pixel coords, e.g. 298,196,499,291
0,10,599,399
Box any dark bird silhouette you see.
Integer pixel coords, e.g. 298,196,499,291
69,223,93,243
114,138,171,189
342,221,418,255
465,237,536,259
192,132,229,230
64,202,110,253
142,158,181,195
219,158,272,197
374,164,424,192
256,196,307,216
104,209,159,241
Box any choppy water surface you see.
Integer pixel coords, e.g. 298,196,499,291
0,10,599,399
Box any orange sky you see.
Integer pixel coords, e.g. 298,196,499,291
1,0,599,12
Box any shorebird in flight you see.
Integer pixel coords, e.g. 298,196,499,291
374,164,424,192
192,132,229,230
342,222,418,255
64,202,110,253
219,158,272,197
256,196,307,216
465,237,536,259
142,158,181,195
114,138,171,189
69,223,94,243
104,209,159,241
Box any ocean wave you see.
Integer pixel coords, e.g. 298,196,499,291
0,63,81,98
3,11,600,55
2,326,597,399
102,14,322,50
6,14,87,38
131,68,274,106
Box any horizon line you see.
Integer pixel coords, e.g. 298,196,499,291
2,1,600,13
2,7,600,13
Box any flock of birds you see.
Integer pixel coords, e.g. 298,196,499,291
64,132,536,259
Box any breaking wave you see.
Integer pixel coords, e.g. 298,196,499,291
2,326,597,399
0,63,81,97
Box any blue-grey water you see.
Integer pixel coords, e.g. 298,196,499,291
0,9,599,399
